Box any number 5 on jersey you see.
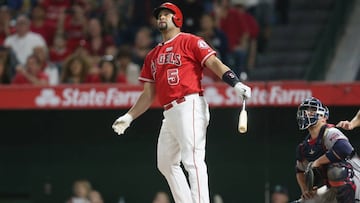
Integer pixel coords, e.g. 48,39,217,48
167,69,179,85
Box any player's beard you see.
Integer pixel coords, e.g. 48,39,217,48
158,22,168,31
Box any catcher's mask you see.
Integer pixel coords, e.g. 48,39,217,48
297,97,329,130
153,2,183,28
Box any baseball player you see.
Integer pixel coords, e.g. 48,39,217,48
111,2,251,203
336,110,360,130
295,97,360,203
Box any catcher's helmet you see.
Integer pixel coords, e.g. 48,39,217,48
153,2,183,28
297,97,329,130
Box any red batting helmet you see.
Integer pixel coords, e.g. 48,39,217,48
153,2,183,28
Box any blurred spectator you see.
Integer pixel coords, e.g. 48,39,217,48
178,0,205,34
12,54,48,85
215,0,250,77
84,18,114,61
33,46,59,85
71,39,100,75
73,0,98,18
49,34,72,69
197,13,229,63
117,0,132,23
30,5,57,46
131,26,153,67
39,0,72,25
213,194,224,203
104,44,118,57
254,0,275,53
7,0,37,16
87,54,126,83
128,0,156,29
0,5,15,45
92,0,116,20
233,0,260,69
152,191,170,203
271,185,289,203
61,53,91,84
116,46,140,85
0,61,10,84
198,13,228,84
56,4,88,52
66,179,92,203
88,190,104,203
241,0,260,17
4,14,46,65
103,7,132,47
0,45,19,78
0,47,12,84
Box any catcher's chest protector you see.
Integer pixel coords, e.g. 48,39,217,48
300,125,328,162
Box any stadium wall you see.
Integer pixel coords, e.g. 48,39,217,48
1,106,359,203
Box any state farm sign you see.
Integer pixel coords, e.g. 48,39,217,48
35,88,142,108
204,85,312,107
0,82,359,109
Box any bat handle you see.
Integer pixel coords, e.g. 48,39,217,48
289,199,302,203
242,98,246,111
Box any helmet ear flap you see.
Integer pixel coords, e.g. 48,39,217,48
172,16,181,27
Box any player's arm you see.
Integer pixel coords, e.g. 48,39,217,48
336,110,360,130
127,82,156,119
296,171,307,193
311,138,353,169
311,154,331,168
295,145,316,199
204,55,251,99
112,82,156,135
296,164,316,200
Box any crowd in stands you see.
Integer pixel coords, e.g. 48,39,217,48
0,0,289,86
66,179,172,203
66,179,104,203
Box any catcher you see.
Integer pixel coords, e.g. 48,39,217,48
295,97,360,203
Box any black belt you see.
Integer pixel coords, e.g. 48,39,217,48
163,92,203,111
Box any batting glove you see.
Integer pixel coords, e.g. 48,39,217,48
112,113,133,135
234,82,251,99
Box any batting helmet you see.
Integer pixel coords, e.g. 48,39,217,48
153,2,183,28
296,97,329,130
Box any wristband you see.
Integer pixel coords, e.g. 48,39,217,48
122,113,133,123
222,70,240,87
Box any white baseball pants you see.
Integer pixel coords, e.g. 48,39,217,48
157,93,210,203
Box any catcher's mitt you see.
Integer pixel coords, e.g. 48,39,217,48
305,162,324,191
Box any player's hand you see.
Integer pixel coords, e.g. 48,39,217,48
112,113,133,135
301,189,316,200
336,120,353,130
234,82,251,99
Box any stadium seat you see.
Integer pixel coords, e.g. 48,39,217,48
251,0,335,81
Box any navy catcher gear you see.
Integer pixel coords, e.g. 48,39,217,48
327,162,356,202
327,162,354,186
305,162,325,190
297,97,329,130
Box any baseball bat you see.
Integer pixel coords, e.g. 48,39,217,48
238,99,247,133
289,185,328,203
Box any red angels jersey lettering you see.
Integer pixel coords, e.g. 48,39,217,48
158,53,181,66
139,33,216,105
